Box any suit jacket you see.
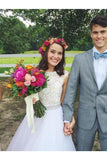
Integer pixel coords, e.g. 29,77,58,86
63,49,107,133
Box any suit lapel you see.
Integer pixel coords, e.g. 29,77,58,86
85,49,98,88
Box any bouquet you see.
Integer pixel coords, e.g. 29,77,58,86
5,59,49,132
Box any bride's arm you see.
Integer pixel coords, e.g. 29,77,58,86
60,74,69,105
61,74,75,135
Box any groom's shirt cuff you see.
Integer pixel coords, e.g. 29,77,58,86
64,120,70,123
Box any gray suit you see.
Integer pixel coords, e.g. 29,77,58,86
63,49,107,150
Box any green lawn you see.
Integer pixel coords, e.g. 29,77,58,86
0,57,74,65
24,50,84,54
0,67,72,73
24,50,39,54
0,57,41,64
0,56,74,73
0,50,79,74
65,50,84,53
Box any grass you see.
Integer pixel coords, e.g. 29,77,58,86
65,50,84,53
14,113,26,121
0,57,74,65
0,67,72,73
0,51,76,74
0,56,74,73
24,50,39,54
0,57,41,64
65,67,71,72
0,67,10,73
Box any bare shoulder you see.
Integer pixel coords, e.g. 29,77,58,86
63,71,69,84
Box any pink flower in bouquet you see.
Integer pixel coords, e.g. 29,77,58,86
55,38,60,43
21,86,27,95
14,67,27,81
31,76,36,82
31,73,46,87
25,73,32,81
24,81,31,86
32,68,40,75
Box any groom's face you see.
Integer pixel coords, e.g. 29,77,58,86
91,24,107,52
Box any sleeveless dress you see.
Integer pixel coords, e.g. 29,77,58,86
7,71,75,151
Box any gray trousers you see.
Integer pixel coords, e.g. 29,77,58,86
76,116,107,151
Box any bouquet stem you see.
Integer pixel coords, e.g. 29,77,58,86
33,101,46,118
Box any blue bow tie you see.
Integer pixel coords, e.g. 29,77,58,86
94,52,107,59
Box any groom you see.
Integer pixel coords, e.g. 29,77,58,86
63,15,107,151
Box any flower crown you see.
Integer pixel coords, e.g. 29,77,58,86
38,38,68,56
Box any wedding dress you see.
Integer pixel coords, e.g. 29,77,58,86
7,71,75,151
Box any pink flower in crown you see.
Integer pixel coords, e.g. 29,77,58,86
24,81,31,86
64,44,68,49
31,76,36,82
44,40,50,46
14,66,27,81
55,38,60,43
61,38,65,42
39,47,43,55
21,86,27,95
49,38,54,44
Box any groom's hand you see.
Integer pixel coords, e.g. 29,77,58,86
63,117,75,136
63,122,72,136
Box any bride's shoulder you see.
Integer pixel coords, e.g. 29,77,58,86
64,70,69,77
61,70,69,81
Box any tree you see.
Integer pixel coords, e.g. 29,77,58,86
7,9,94,50
1,9,107,52
0,16,30,54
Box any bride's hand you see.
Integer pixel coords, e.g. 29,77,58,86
32,97,36,104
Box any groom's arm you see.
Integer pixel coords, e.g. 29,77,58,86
63,55,80,122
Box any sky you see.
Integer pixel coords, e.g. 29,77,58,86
0,0,107,27
0,0,107,9
0,10,35,27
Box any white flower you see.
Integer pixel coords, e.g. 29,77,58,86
10,68,14,73
4,71,9,75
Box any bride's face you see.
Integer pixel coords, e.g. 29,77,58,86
47,43,63,69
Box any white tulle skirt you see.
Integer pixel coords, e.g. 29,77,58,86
7,105,75,151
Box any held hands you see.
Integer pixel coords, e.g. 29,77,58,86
63,117,75,136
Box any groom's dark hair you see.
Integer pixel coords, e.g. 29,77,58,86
90,15,107,30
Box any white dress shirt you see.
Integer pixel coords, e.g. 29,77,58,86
93,47,107,90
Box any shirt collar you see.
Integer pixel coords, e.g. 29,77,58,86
93,46,107,57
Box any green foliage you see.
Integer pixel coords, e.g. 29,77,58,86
0,9,107,53
33,100,46,118
9,84,20,97
0,16,30,54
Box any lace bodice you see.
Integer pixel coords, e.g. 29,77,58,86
39,71,68,109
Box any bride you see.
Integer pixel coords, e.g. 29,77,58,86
7,38,75,151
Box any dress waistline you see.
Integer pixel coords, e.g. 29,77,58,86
46,104,61,110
